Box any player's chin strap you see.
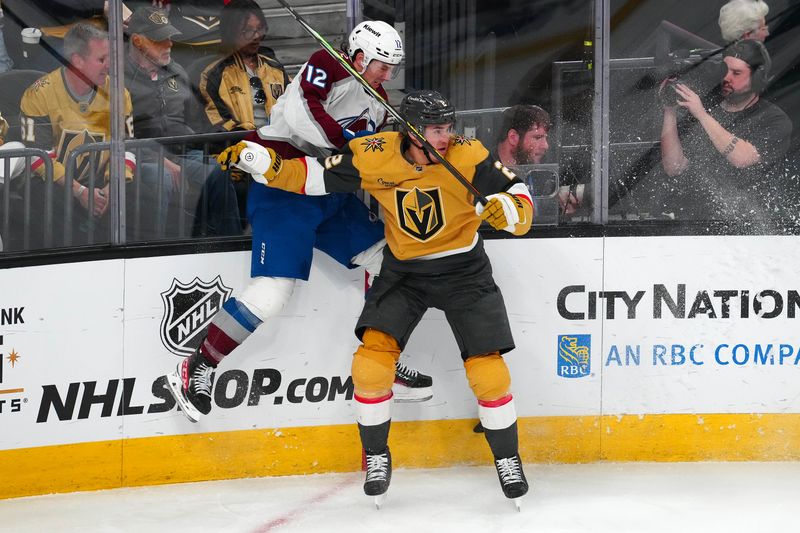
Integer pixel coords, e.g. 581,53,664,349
422,147,437,165
402,131,437,165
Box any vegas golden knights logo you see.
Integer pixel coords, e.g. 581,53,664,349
149,11,170,25
57,129,105,182
395,186,445,241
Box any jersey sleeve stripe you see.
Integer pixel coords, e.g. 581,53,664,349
303,156,327,195
507,181,532,205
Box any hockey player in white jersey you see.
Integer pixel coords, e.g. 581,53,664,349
256,20,401,157
166,20,432,423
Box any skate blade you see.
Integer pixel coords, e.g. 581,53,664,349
513,497,522,512
374,493,387,509
391,385,433,403
166,370,201,423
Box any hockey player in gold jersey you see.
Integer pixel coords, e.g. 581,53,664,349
219,90,532,508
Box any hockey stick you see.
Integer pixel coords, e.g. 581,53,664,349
274,0,488,205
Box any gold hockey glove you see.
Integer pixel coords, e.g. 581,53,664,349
217,141,282,185
477,192,527,232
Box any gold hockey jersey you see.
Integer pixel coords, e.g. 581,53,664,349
19,68,135,184
268,132,533,260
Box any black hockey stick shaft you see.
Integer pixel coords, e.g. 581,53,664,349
274,0,488,205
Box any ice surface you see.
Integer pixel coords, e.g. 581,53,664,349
1,462,797,532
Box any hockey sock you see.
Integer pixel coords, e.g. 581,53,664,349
479,395,520,458
356,392,392,453
201,298,262,364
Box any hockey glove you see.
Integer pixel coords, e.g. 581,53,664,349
217,141,282,185
476,192,527,232
343,129,374,141
217,141,244,171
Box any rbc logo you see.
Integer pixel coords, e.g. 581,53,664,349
557,334,591,378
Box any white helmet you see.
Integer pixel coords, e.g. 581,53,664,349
347,20,404,69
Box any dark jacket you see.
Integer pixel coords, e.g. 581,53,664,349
124,56,196,141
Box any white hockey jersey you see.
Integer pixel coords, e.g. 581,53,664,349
256,48,389,158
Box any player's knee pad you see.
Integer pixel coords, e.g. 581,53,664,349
464,352,511,401
352,328,400,395
238,276,296,322
350,239,386,286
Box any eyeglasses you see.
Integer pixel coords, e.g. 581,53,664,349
250,76,266,105
240,26,266,40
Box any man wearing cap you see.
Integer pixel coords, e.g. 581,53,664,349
659,39,792,228
124,5,216,224
125,6,192,141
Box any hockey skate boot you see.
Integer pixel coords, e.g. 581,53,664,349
364,447,392,508
494,453,528,509
166,348,215,423
392,360,433,403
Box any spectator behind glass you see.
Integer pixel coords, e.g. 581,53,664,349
125,5,222,237
198,0,288,132
491,105,582,216
659,39,792,229
719,0,770,44
19,23,166,247
493,104,551,166
192,0,288,236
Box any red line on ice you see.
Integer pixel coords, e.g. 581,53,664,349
251,475,360,532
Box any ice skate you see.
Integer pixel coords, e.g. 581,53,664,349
392,361,433,403
166,348,215,423
494,453,528,510
364,447,392,508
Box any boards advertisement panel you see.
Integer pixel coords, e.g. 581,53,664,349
2,236,799,498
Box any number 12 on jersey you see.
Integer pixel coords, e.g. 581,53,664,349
304,65,328,88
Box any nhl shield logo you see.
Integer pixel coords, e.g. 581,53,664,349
160,276,232,356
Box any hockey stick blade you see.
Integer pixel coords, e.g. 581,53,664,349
274,0,487,205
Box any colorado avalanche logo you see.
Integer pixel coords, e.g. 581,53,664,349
339,107,376,134
452,135,473,146
160,276,232,356
395,186,445,241
361,137,386,153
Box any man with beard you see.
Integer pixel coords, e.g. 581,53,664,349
659,39,792,228
493,104,551,166
490,104,583,218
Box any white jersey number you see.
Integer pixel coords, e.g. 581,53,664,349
304,65,328,89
